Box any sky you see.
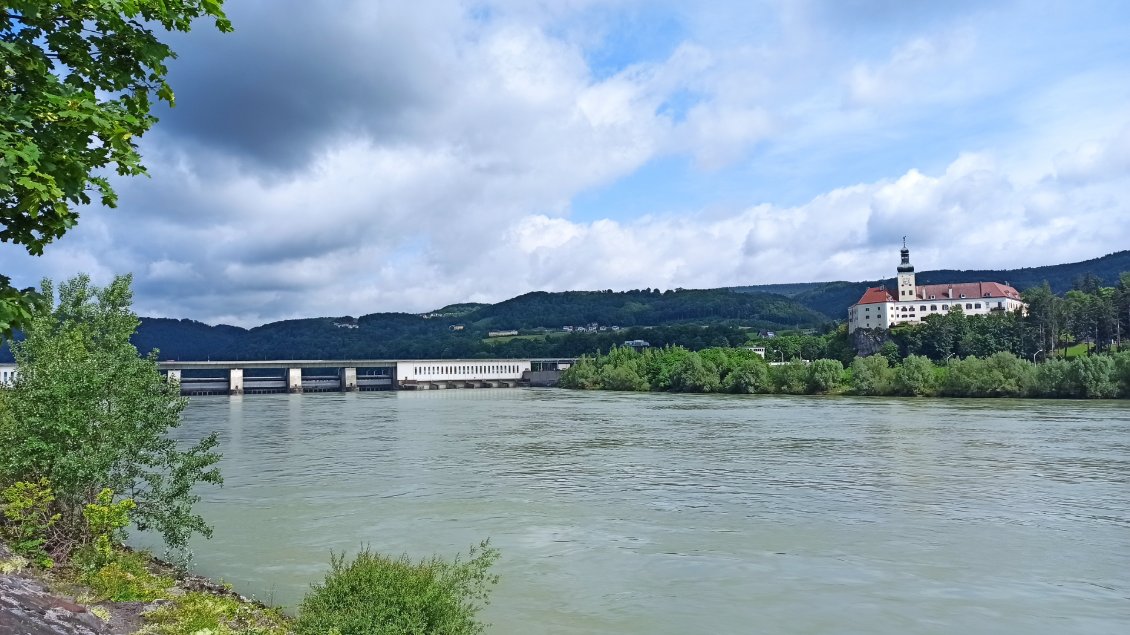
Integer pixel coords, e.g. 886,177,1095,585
5,0,1130,326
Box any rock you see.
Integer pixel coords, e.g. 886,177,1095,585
0,572,109,634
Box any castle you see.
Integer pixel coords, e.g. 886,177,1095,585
847,242,1026,333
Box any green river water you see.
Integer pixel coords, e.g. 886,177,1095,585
160,389,1129,634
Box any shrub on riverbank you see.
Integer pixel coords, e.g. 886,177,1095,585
0,275,222,563
296,541,500,635
561,345,1130,398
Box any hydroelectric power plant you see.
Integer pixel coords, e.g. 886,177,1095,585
158,358,575,395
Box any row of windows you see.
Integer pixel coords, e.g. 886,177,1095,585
413,364,520,376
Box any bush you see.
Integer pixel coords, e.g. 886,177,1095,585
806,359,844,394
1114,351,1130,397
1033,358,1072,397
78,549,175,602
850,355,893,395
668,354,721,393
1064,355,1117,398
558,357,599,389
770,361,809,395
598,365,649,391
724,358,770,394
0,275,222,559
296,541,500,635
0,478,61,568
892,355,936,396
139,591,290,635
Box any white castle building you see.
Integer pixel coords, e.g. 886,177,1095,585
847,242,1027,333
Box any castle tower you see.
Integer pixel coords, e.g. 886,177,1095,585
896,237,916,301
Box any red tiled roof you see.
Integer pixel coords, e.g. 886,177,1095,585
915,282,1022,301
855,287,895,305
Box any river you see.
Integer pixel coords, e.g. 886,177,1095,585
162,389,1130,634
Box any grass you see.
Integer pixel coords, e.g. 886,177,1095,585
138,591,291,635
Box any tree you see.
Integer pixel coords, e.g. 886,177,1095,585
0,274,222,557
0,1,232,337
892,355,936,396
806,358,844,394
850,355,893,396
668,353,721,393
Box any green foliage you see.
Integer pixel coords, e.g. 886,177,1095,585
295,541,500,635
806,359,844,394
770,361,809,395
138,591,291,635
83,488,136,568
78,549,174,602
850,355,893,395
598,364,649,391
0,1,231,334
0,478,61,567
0,274,222,559
1113,351,1130,397
724,358,770,394
668,354,721,393
892,355,936,396
558,357,599,389
1064,355,1117,398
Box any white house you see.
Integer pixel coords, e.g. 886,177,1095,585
847,243,1026,333
0,363,16,387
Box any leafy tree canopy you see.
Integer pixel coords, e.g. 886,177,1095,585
0,0,231,337
0,274,222,558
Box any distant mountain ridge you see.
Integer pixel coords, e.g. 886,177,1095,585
125,288,827,361
3,250,1125,363
731,249,1130,319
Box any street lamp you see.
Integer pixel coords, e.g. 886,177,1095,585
1032,349,1043,364
778,351,784,363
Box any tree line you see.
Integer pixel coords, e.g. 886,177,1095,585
561,346,1130,399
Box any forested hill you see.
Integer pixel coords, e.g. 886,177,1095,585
733,249,1130,319
120,288,827,361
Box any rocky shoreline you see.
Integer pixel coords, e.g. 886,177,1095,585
0,541,280,634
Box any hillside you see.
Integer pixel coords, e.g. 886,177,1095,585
5,250,1125,363
733,249,1130,319
122,288,826,361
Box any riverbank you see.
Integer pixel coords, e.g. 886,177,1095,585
0,540,288,634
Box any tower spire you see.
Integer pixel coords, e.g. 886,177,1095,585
898,238,913,273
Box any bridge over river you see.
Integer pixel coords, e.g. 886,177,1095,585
157,358,575,395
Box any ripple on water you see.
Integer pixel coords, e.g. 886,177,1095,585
159,391,1130,635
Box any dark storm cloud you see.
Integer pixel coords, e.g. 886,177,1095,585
158,0,447,171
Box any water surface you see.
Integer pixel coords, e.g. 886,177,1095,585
165,390,1130,634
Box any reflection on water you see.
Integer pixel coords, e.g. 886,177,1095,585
159,390,1130,634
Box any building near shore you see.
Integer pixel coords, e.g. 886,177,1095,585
847,242,1026,333
0,363,15,386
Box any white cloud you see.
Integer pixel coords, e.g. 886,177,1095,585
845,29,976,107
3,0,1129,326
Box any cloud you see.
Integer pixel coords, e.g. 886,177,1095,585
3,0,1129,326
844,29,976,107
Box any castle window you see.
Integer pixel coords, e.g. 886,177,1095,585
930,305,937,311
966,303,972,309
975,303,982,309
929,295,935,300
920,305,926,311
942,304,949,310
960,294,966,298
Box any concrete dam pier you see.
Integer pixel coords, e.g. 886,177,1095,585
158,359,574,395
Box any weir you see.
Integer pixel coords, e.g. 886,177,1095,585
157,358,574,396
